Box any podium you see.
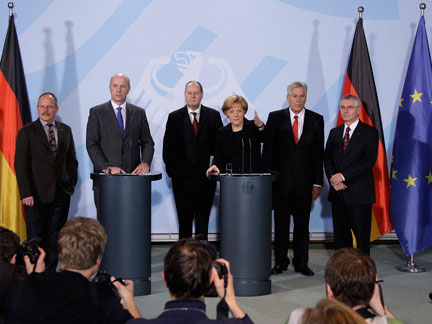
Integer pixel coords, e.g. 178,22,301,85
211,173,272,296
90,173,162,295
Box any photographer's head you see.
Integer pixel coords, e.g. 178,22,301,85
58,217,107,272
163,238,213,300
301,298,366,324
0,227,20,263
325,248,376,308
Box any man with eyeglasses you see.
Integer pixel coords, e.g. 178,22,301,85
14,92,78,271
324,94,379,255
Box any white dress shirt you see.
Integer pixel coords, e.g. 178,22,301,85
289,107,305,139
187,105,202,123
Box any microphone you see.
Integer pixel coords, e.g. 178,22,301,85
249,138,252,175
241,138,244,176
129,139,132,175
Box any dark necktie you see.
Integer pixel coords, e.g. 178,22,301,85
47,123,57,157
192,112,198,136
117,107,125,136
343,126,351,151
292,115,299,145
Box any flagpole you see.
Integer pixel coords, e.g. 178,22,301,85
358,6,364,19
8,2,14,16
396,2,427,274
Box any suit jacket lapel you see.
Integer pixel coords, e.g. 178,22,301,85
282,108,295,144
198,106,209,133
298,109,311,146
333,125,345,159
35,119,51,151
56,122,66,158
181,106,195,139
124,103,133,138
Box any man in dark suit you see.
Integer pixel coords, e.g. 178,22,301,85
163,81,223,240
86,74,155,207
264,81,324,276
14,92,78,271
324,94,378,255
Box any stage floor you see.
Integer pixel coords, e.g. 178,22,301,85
133,242,432,324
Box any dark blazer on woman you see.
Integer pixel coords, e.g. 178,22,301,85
212,118,264,174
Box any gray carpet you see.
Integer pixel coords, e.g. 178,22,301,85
133,243,432,324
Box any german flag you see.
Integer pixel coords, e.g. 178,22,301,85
338,17,393,241
0,14,32,238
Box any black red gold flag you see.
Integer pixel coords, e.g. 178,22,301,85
0,14,32,238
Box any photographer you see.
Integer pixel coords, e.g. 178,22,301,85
121,238,253,323
0,227,45,322
6,217,140,324
287,248,402,324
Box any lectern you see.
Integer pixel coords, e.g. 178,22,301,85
90,173,162,295
211,173,272,296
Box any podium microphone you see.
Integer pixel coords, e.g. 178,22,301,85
241,138,245,175
129,139,132,175
249,138,252,175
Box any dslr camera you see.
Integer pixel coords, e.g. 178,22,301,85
93,270,126,299
16,237,41,265
199,240,229,297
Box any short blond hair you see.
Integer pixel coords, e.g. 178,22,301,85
58,217,107,270
301,298,366,324
221,95,248,114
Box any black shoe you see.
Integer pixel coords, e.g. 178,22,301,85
294,266,315,276
271,264,288,275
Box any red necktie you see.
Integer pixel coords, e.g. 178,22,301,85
292,115,299,145
192,112,198,136
343,127,351,151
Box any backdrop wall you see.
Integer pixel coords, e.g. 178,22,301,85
0,0,427,236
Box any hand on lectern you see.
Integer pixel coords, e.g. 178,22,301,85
103,166,126,175
132,162,150,175
206,165,220,177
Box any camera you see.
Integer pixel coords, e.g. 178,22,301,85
16,237,41,265
198,239,229,297
93,270,125,299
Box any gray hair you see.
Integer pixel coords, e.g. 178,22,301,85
110,73,131,88
287,81,308,95
341,94,361,108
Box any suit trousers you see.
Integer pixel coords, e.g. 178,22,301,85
331,202,372,255
172,176,216,240
25,186,71,272
274,192,312,268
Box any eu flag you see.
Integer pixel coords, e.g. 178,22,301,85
390,16,432,256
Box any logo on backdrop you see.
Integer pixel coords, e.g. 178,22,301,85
129,50,254,172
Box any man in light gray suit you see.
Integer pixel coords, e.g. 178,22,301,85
86,74,154,207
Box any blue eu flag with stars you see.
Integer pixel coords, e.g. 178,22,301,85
390,16,432,256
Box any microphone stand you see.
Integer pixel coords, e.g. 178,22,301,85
241,138,244,176
249,138,252,176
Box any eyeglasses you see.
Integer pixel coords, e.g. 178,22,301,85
37,105,56,110
340,105,357,110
